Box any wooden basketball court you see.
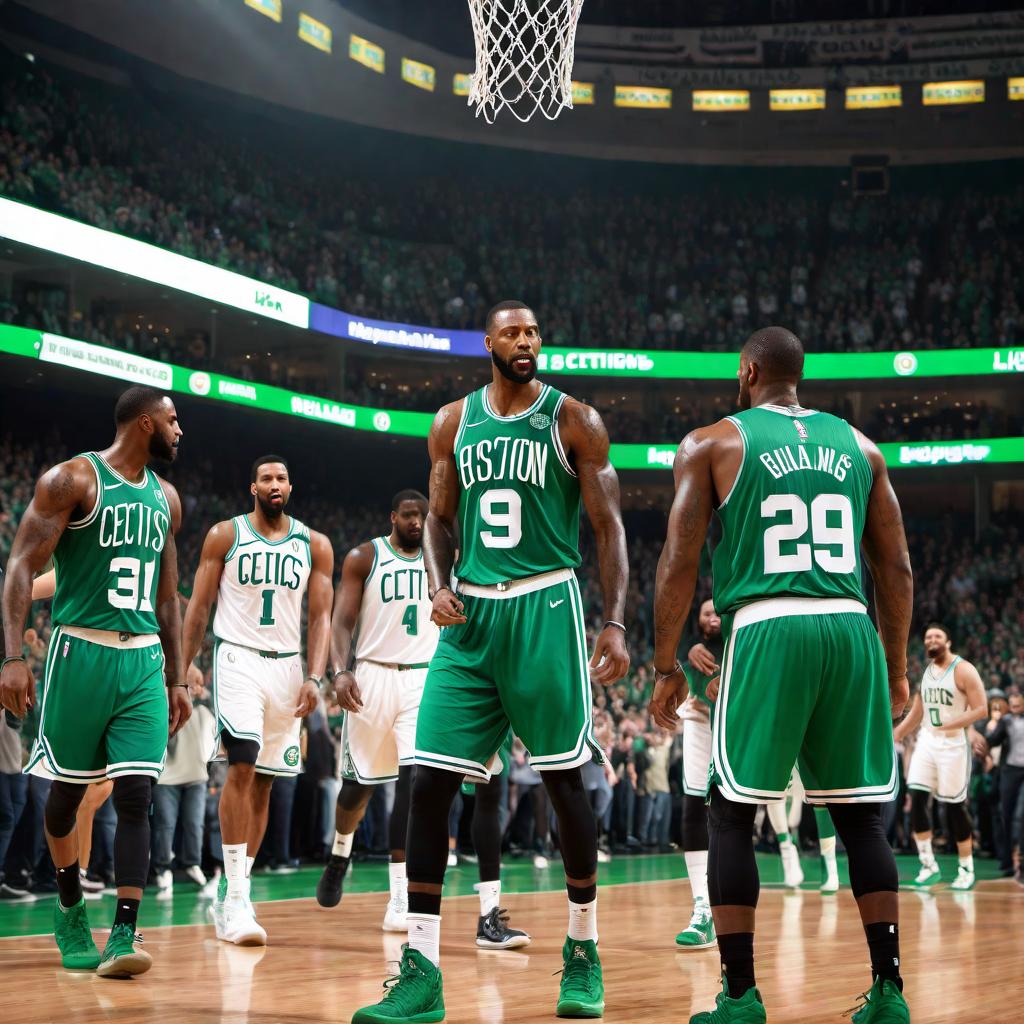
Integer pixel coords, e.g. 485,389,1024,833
2,873,1020,1024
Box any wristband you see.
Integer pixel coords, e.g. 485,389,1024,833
169,683,189,690
305,674,322,688
1,656,26,671
603,620,626,634
430,584,454,601
654,661,684,683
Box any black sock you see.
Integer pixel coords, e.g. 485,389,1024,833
865,922,903,990
55,861,82,909
113,898,141,931
566,882,597,905
718,932,756,998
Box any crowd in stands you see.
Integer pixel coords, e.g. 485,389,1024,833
2,52,1023,359
0,426,1020,897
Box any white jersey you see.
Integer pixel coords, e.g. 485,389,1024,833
354,536,437,666
212,514,312,653
919,656,966,748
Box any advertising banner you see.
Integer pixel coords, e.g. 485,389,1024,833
846,84,902,108
769,88,826,110
244,0,281,23
350,34,385,73
922,79,984,104
298,12,332,53
309,305,482,356
614,85,672,109
402,58,436,92
571,82,595,104
692,90,751,111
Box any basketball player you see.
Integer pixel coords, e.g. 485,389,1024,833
764,776,840,893
352,300,629,1024
652,327,913,1023
0,386,190,977
895,623,987,890
181,455,333,945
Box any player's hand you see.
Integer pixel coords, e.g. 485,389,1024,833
888,674,909,720
649,668,688,731
431,587,467,627
0,660,35,720
688,643,719,677
168,684,193,737
294,680,320,718
706,674,720,703
969,731,989,759
333,670,363,713
590,625,629,687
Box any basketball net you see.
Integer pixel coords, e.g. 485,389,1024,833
466,0,584,123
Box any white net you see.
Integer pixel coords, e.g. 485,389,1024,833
466,0,585,123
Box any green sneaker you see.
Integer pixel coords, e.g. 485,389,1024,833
689,976,766,1023
351,945,444,1023
848,977,910,1023
556,937,604,1018
676,899,717,949
54,898,101,971
96,922,153,978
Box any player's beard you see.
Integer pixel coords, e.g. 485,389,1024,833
492,349,537,384
925,645,944,660
257,493,288,519
149,431,177,462
395,526,422,551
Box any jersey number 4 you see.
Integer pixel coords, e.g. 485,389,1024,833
761,494,856,575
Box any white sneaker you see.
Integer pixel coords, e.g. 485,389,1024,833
596,849,611,864
214,895,267,946
820,864,840,894
910,863,941,888
447,851,458,868
199,869,222,900
950,867,975,891
533,853,549,870
185,865,207,887
382,897,408,932
780,842,804,888
155,869,174,901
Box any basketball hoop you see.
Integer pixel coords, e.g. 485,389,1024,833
466,0,585,123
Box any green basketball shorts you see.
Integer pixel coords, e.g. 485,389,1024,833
26,625,169,783
711,597,897,805
415,568,599,780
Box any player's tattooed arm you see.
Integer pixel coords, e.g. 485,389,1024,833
180,520,234,669
425,400,467,627
561,399,630,686
857,430,913,718
328,542,374,711
155,479,191,735
303,531,335,693
650,430,715,728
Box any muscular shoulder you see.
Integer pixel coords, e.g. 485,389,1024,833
558,397,609,462
343,540,376,581
34,455,96,513
429,399,466,454
850,426,886,477
675,418,738,463
308,529,335,567
202,519,237,559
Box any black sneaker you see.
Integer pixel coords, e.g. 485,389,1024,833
475,907,531,949
316,855,349,908
0,882,36,902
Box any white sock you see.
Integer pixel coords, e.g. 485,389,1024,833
917,837,935,866
684,850,709,906
767,800,790,841
223,843,247,899
475,879,500,916
245,855,255,877
407,912,441,967
567,898,598,942
333,831,354,858
821,836,838,874
959,853,974,874
389,861,408,903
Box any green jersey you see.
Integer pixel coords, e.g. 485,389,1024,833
454,383,581,585
51,452,170,634
712,405,872,614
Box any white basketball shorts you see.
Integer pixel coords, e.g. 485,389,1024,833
906,730,971,804
680,697,713,797
213,640,304,776
340,661,426,784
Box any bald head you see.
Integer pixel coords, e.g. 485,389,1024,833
742,327,805,382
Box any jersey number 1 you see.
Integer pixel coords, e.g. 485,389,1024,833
259,589,275,626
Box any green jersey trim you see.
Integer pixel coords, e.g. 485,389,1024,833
719,417,747,509
243,514,302,546
66,454,102,530
363,538,380,588
481,383,550,422
550,393,576,478
381,536,422,563
924,656,960,683
453,396,472,452
760,404,821,418
94,452,150,489
225,517,242,562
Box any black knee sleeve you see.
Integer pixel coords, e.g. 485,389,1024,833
471,778,503,883
827,802,898,899
221,730,260,766
910,789,932,834
388,766,414,853
944,800,973,844
542,767,597,881
683,793,710,852
44,780,88,839
112,775,153,890
707,788,759,908
406,766,463,915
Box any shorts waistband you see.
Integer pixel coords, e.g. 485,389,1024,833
457,567,574,600
60,625,161,650
357,659,431,672
733,597,867,631
216,639,299,659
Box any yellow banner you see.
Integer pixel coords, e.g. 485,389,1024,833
845,85,902,109
402,58,436,92
571,82,594,105
693,90,750,112
1011,77,1024,101
298,13,331,53
614,85,671,110
245,0,281,23
922,80,984,105
769,88,826,111
453,73,471,96
350,34,385,74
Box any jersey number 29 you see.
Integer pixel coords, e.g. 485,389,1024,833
761,494,855,575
